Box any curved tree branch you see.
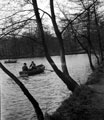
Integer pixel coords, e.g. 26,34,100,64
50,0,70,76
61,0,97,34
0,62,44,120
32,0,79,92
0,9,34,21
39,8,52,19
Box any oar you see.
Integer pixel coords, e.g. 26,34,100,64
45,69,54,72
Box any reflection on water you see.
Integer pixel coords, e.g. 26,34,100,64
1,54,94,120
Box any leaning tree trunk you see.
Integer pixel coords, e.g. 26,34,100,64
71,23,95,71
93,0,103,61
87,8,95,70
50,0,69,76
32,0,79,92
87,49,95,71
0,63,44,120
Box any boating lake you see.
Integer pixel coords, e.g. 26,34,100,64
1,54,96,120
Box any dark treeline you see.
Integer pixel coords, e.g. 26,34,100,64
0,36,44,59
0,32,83,59
1,24,104,60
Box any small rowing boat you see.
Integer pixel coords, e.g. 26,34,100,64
19,64,45,77
4,59,17,63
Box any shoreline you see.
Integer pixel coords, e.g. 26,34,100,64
47,62,104,120
0,51,86,60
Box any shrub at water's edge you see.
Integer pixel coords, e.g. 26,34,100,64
86,62,104,85
45,63,104,120
46,85,104,120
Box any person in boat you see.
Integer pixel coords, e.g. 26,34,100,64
22,63,28,71
29,61,36,70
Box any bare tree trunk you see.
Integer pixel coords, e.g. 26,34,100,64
0,63,44,120
87,8,95,70
93,0,103,61
71,24,95,71
87,49,95,70
32,0,79,92
50,0,70,76
80,0,100,66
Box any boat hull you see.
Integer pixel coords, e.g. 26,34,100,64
19,64,45,77
4,60,17,63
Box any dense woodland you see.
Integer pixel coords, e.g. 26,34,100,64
0,32,82,59
0,18,104,59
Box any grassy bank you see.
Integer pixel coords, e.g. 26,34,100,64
86,62,104,85
46,63,104,120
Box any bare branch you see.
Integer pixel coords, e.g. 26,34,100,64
39,8,52,19
0,9,34,21
0,19,30,38
61,0,97,34
56,2,69,21
2,15,35,30
1,15,36,38
0,62,44,120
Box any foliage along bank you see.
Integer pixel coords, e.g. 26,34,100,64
0,34,82,59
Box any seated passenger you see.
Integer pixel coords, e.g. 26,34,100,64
22,63,28,71
29,61,36,70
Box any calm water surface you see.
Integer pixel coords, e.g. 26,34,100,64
1,54,94,120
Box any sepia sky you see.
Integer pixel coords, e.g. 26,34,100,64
0,0,104,34
0,0,79,33
0,0,104,20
